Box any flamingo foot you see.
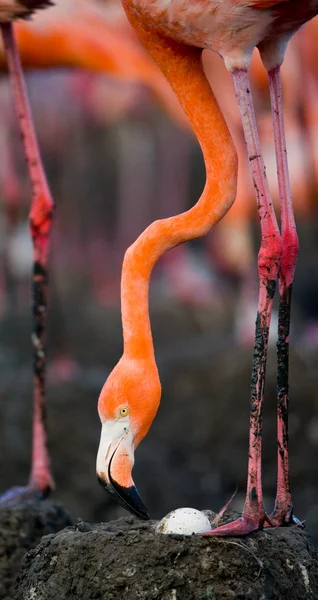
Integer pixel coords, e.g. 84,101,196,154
265,507,304,529
200,514,267,537
0,484,51,508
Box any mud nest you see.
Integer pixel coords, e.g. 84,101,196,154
0,498,73,600
14,516,318,600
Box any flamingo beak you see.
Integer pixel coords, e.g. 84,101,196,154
96,426,150,521
97,455,150,520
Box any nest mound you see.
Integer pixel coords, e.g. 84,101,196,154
14,516,318,600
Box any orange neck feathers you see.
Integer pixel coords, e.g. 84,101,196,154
120,12,237,361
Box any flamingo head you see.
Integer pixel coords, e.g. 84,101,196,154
96,355,161,520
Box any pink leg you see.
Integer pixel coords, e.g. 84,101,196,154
266,66,300,527
202,69,282,537
0,23,54,505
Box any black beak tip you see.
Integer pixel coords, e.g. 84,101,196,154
97,475,150,521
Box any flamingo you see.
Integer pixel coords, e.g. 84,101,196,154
0,0,55,505
96,2,318,536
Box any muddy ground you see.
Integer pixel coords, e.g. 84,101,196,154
0,302,318,596
14,517,318,600
0,500,72,600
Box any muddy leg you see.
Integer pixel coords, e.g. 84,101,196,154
267,66,300,527
203,69,282,536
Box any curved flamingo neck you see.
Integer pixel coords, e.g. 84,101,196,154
120,15,237,360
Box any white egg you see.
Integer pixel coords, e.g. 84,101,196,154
156,508,211,535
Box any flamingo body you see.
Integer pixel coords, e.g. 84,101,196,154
129,0,318,69
95,0,318,535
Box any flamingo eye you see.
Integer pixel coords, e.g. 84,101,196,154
119,407,129,417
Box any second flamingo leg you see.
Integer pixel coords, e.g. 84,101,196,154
0,23,54,505
267,66,300,527
203,68,282,537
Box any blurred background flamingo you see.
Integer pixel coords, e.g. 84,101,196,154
0,0,57,505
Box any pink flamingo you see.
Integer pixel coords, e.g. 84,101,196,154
96,0,318,536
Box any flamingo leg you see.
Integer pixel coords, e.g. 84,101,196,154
0,23,54,505
203,69,282,536
266,66,300,527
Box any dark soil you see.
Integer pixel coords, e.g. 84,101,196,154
0,499,73,600
14,516,318,600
